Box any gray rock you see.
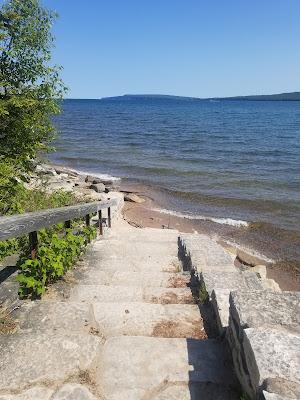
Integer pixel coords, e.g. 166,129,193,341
52,384,97,400
0,333,102,391
90,183,106,193
0,387,53,400
241,327,300,399
85,175,96,183
237,248,268,266
124,193,145,203
229,290,300,333
211,289,231,334
263,391,297,400
200,271,263,296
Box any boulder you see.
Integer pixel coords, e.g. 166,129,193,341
237,249,268,266
90,183,106,193
85,175,95,183
124,193,145,203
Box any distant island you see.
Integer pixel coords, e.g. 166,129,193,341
100,92,300,102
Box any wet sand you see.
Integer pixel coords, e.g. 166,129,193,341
121,187,300,292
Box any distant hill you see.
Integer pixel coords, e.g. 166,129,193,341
100,92,300,102
215,92,300,101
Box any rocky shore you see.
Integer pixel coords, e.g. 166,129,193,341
16,162,298,292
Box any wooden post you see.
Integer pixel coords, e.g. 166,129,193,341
108,207,111,228
98,210,103,235
85,214,90,227
64,220,71,229
29,231,38,259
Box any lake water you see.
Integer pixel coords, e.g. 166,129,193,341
50,98,300,262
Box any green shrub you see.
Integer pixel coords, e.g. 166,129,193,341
17,225,97,298
198,282,208,304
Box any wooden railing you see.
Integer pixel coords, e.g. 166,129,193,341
0,199,117,258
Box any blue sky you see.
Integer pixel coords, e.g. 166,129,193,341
22,1,300,98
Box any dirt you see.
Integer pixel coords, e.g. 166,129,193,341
167,275,190,288
152,319,207,339
147,291,195,305
0,307,18,334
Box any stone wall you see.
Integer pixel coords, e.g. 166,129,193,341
179,234,300,400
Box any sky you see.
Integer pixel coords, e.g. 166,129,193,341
17,1,300,98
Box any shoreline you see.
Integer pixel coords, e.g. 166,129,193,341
42,161,300,291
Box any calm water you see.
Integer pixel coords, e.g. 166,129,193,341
51,98,300,233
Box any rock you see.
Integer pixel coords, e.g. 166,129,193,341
124,193,145,203
90,183,105,193
263,391,298,400
0,387,54,400
200,271,263,297
251,265,267,279
92,178,103,184
73,189,105,201
85,175,95,183
242,327,300,399
229,290,300,333
262,278,281,292
52,384,97,400
35,164,47,173
46,181,74,193
237,249,268,266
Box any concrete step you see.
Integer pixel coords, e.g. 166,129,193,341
95,336,240,400
80,254,181,273
92,302,205,338
79,270,191,288
0,332,102,392
13,301,203,338
69,284,195,304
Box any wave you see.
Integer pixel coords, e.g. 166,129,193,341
51,163,120,182
151,207,249,227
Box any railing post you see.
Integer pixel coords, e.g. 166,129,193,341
98,210,103,235
85,214,90,227
29,231,38,259
64,220,71,229
108,207,111,228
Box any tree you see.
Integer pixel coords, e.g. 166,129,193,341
0,0,66,164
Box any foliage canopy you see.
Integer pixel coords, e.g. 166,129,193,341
0,0,66,162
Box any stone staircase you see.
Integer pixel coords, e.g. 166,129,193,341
180,234,300,400
0,220,241,400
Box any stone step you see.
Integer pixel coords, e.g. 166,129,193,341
92,302,205,339
231,327,300,399
95,336,240,400
69,284,195,304
201,270,264,296
179,233,235,273
12,301,95,334
229,290,300,333
0,333,102,392
13,301,203,338
80,253,181,273
79,270,191,288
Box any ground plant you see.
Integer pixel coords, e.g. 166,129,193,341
17,224,97,298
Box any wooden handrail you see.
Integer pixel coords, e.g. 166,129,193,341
0,199,116,241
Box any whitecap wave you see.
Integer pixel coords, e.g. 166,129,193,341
151,208,249,227
54,165,120,182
